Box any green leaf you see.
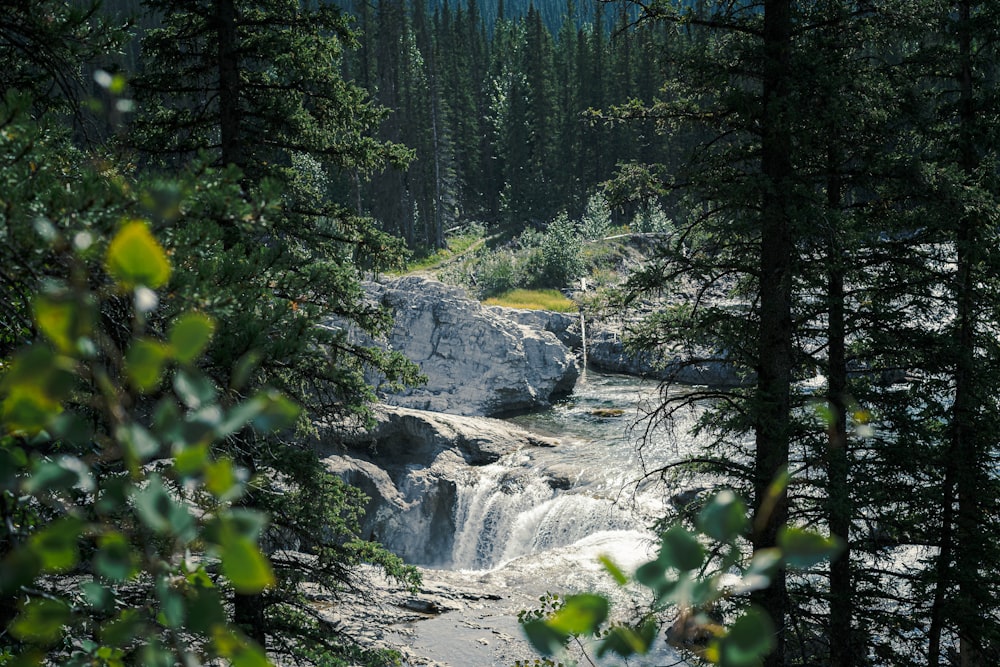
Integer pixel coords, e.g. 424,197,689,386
599,554,629,586
204,457,240,499
101,609,142,648
24,459,83,494
169,313,215,364
186,582,226,635
0,447,27,487
230,351,261,390
33,292,90,353
249,390,300,432
104,220,171,289
156,577,185,629
739,548,782,592
133,475,195,542
80,581,113,610
0,547,42,596
778,527,844,569
95,531,137,581
230,644,271,667
2,385,62,434
10,598,70,645
172,442,209,476
116,422,161,463
547,594,609,635
213,517,275,594
95,479,130,517
716,606,775,667
125,339,169,392
697,489,749,542
635,557,676,602
49,413,94,446
1,346,74,397
660,525,705,571
28,517,83,572
212,628,272,667
173,369,216,410
522,619,570,657
596,619,657,658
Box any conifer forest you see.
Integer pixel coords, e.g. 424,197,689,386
1,1,999,666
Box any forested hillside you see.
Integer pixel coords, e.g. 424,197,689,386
2,1,1000,667
346,0,673,247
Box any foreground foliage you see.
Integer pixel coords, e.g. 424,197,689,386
0,189,295,664
1,1,422,663
520,479,842,666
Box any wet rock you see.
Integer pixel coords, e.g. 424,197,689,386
587,329,749,387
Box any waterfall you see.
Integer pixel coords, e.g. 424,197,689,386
448,458,642,570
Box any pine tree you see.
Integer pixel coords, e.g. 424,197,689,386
130,1,421,660
0,0,128,125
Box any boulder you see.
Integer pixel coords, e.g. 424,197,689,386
365,276,579,416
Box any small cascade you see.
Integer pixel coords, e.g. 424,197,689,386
448,458,642,570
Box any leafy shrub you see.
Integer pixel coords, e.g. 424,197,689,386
537,213,585,287
1,219,297,666
579,192,613,241
477,248,519,297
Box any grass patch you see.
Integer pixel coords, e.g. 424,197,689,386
482,289,577,312
405,227,486,272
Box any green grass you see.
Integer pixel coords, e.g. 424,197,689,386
482,289,577,312
405,229,485,272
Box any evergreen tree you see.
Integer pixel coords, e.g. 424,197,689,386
0,0,128,126
130,0,421,660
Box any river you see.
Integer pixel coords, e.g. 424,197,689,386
394,371,705,666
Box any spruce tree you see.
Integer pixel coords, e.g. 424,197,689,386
130,1,421,660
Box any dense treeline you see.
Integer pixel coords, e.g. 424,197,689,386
348,0,674,247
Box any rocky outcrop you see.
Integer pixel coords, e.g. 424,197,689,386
364,276,579,416
488,306,583,350
318,405,558,565
587,329,749,387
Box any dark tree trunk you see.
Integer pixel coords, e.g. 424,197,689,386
215,0,241,170
750,2,794,666
826,164,853,667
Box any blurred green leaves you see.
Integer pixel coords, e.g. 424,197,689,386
104,220,171,289
0,216,289,665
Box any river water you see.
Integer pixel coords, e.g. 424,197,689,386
395,371,705,666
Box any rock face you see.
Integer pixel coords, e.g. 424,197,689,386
367,276,579,416
487,306,582,350
318,405,557,565
587,329,749,387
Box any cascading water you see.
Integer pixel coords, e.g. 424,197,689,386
398,372,701,666
448,455,643,569
433,372,702,574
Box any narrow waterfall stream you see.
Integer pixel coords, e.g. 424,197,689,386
396,372,703,666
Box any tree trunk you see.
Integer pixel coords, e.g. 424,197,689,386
827,202,853,667
750,2,794,665
215,0,241,170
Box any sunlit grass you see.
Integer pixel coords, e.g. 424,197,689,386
405,229,485,272
482,289,577,312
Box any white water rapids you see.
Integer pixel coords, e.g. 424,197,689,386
396,372,705,666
